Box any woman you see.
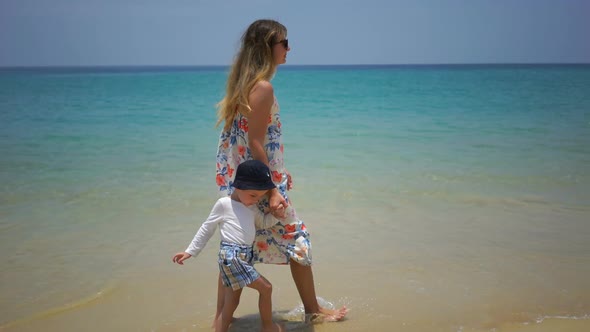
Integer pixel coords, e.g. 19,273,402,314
214,19,348,324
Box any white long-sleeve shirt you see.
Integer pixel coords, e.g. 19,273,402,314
185,197,281,257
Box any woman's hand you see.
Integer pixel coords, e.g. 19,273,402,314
172,252,192,265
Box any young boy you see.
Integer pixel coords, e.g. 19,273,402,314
172,160,285,332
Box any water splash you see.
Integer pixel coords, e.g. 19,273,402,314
281,297,336,322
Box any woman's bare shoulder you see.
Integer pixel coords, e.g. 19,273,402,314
251,80,274,98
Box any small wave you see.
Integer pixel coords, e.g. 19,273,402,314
459,195,557,208
0,283,117,330
533,314,590,323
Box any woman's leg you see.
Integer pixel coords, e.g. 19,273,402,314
290,259,348,321
256,194,347,322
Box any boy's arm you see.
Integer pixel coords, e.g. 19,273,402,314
185,199,225,257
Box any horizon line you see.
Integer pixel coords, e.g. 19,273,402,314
1,62,589,69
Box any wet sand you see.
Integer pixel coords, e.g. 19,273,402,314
2,200,589,332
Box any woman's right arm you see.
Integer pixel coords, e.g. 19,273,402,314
247,81,287,210
247,80,274,164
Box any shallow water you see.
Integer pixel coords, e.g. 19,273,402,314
1,65,589,331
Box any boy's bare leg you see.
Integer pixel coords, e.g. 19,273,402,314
289,260,348,322
213,273,225,327
215,287,242,332
213,274,239,327
247,276,283,332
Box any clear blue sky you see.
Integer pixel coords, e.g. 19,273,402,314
1,0,589,66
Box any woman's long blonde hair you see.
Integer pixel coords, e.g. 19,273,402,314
216,19,287,131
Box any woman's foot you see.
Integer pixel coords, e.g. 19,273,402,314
307,306,348,323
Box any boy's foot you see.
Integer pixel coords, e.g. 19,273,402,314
261,322,285,332
211,316,236,328
308,306,348,323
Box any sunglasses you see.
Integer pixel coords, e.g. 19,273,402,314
274,39,289,49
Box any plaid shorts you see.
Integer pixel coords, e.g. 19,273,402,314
218,241,260,290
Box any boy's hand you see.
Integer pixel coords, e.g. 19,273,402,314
269,189,287,212
172,252,192,265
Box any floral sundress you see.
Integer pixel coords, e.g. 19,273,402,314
215,98,312,266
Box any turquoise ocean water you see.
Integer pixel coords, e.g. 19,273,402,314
1,65,589,331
